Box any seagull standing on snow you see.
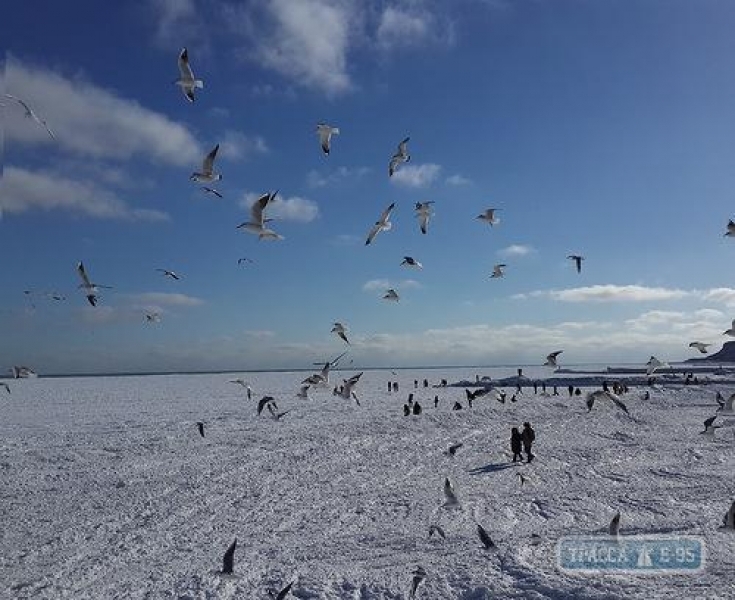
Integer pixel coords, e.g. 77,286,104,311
383,289,400,302
76,262,111,307
415,201,434,234
689,341,711,354
401,256,423,269
389,137,410,177
190,144,221,183
175,48,204,102
365,202,395,245
4,94,55,139
568,255,584,273
544,350,563,369
156,268,180,280
331,322,350,345
477,208,500,226
237,191,283,240
490,264,506,278
316,123,339,155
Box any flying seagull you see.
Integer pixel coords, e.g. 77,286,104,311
401,256,423,269
267,402,291,421
689,341,711,354
586,390,629,415
335,372,363,405
701,415,722,436
76,261,111,307
4,94,55,139
365,202,395,245
725,219,735,237
476,523,496,549
202,186,223,198
490,264,506,279
415,201,434,234
447,443,463,456
237,257,255,265
316,123,339,155
477,208,500,226
383,289,400,302
196,422,205,438
175,48,203,102
609,511,621,537
331,322,350,345
443,477,459,507
296,384,310,400
257,396,278,416
156,268,180,280
237,191,283,240
544,350,563,369
221,538,237,574
190,144,222,183
389,137,410,177
723,320,735,337
568,255,584,273
428,525,446,539
145,312,161,323
408,566,426,600
275,581,294,600
646,356,669,375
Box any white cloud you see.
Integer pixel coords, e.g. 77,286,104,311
362,278,422,292
498,244,535,258
330,234,362,246
239,192,319,223
517,285,691,303
243,330,276,339
376,7,432,48
702,288,735,307
445,174,471,186
390,163,441,188
219,130,269,162
127,293,205,308
306,166,371,187
1,166,169,222
149,0,202,46
5,58,202,166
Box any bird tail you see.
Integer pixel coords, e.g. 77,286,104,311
194,80,204,89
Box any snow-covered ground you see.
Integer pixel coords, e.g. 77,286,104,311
1,368,734,599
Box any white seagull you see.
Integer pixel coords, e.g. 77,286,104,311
646,356,669,376
76,261,111,307
302,353,347,388
156,268,180,280
175,48,203,102
586,389,630,415
544,350,563,369
401,256,423,269
336,372,363,405
724,219,735,237
389,137,411,177
190,144,222,183
296,384,310,400
316,123,339,155
383,289,400,302
723,320,735,337
365,202,395,245
568,255,584,273
236,191,283,240
331,322,350,345
490,264,506,278
477,208,500,226
688,341,711,354
5,94,55,139
414,201,434,234
237,257,254,265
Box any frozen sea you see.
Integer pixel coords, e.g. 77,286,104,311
1,366,734,599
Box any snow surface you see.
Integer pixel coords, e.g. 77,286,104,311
1,367,735,599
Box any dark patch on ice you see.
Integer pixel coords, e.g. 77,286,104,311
469,462,517,475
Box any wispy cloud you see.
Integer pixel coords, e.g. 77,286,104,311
446,174,471,186
375,5,455,50
219,130,269,162
243,330,276,339
239,192,319,223
127,293,205,307
390,163,441,188
498,244,535,258
362,278,422,292
306,166,371,188
5,58,202,166
2,166,169,222
515,285,691,303
149,0,205,47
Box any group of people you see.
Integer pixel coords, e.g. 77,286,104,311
510,422,536,463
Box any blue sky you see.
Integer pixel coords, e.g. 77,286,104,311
2,0,735,374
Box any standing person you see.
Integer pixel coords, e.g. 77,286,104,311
434,395,439,408
521,422,536,463
510,427,523,462
568,385,574,397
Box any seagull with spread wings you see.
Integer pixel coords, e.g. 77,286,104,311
5,94,55,139
190,144,222,183
76,262,112,307
237,191,283,240
389,137,410,177
365,203,395,245
175,48,204,102
316,123,339,155
415,201,434,234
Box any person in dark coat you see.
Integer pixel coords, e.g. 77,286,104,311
412,401,422,415
510,427,523,462
568,385,574,397
521,422,536,463
434,395,439,408
452,401,463,410
403,404,411,416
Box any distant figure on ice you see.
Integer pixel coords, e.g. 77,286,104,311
423,378,429,388
434,395,439,408
568,385,574,397
533,381,538,394
603,381,609,392
393,382,399,392
388,381,392,392
541,382,547,394
441,378,448,387
522,422,536,463
452,401,463,411
511,427,523,462
553,386,559,396
403,404,411,416
642,390,650,400
413,401,422,415
414,379,418,389
517,368,523,378
575,387,581,396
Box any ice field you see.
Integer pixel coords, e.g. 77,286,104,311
1,367,735,599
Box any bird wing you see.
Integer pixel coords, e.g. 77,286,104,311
77,262,92,288
608,393,629,415
222,538,237,574
338,331,350,344
178,48,194,80
365,221,382,245
317,125,332,154
418,212,430,234
379,202,395,224
389,155,402,176
477,524,495,548
275,582,294,600
397,137,410,156
704,415,717,429
250,192,271,226
257,396,273,415
202,144,219,174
